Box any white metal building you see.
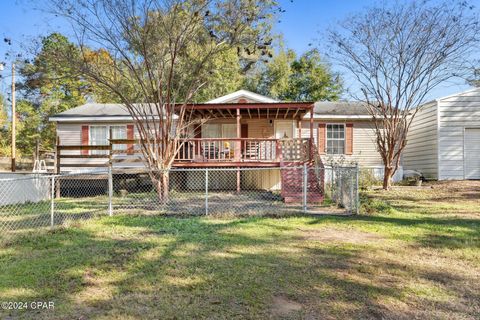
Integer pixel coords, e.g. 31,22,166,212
404,88,480,180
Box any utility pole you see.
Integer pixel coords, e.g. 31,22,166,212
11,63,15,172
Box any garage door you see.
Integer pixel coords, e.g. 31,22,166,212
465,128,480,179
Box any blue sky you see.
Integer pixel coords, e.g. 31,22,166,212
0,0,478,100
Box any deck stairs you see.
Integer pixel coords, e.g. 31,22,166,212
280,160,323,203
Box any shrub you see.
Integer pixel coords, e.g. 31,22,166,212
359,168,380,190
360,193,394,215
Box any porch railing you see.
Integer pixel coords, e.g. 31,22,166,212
54,138,311,171
175,138,310,162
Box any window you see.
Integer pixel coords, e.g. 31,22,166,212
222,124,236,138
201,123,240,138
202,124,221,138
89,125,127,154
89,126,108,155
110,125,127,151
326,124,345,154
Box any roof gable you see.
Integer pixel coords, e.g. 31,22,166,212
206,90,277,103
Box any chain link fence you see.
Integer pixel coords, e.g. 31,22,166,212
0,166,359,236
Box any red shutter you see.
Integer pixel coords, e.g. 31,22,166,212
127,124,134,155
81,125,89,155
345,123,353,155
318,123,326,155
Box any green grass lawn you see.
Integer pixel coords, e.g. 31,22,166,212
0,181,479,319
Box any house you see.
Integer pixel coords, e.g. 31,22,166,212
404,87,480,180
49,90,394,198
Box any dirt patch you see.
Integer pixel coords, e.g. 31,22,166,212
299,228,384,244
270,296,302,317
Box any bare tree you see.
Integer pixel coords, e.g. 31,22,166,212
327,0,479,189
45,0,277,200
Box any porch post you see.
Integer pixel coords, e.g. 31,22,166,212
297,119,302,138
309,105,314,160
236,108,241,160
236,108,241,192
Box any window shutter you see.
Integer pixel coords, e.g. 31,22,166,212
127,124,134,155
81,125,89,155
318,123,326,155
345,123,353,155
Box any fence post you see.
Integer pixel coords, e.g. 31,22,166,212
205,168,209,215
332,166,337,205
338,167,343,207
303,163,307,213
350,167,354,214
50,175,55,228
55,136,61,198
108,165,113,216
355,164,360,215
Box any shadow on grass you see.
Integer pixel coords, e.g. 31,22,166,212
1,213,478,319
306,213,480,249
0,215,405,319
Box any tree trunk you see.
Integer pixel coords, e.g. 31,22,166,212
154,171,170,203
383,166,393,190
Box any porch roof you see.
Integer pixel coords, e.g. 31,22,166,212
184,102,314,119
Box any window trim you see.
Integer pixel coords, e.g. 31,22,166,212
325,123,346,155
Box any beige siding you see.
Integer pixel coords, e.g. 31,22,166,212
403,103,439,179
299,121,318,145
243,169,281,190
246,119,274,138
310,121,383,167
57,123,82,146
437,88,480,180
175,169,281,191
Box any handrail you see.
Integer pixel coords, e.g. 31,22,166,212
177,138,308,142
57,145,111,150
108,137,310,143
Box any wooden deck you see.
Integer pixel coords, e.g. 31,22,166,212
55,138,312,172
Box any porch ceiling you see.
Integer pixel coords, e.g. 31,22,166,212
183,102,314,120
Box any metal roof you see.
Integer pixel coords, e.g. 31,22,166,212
52,103,131,118
50,100,371,122
313,101,370,116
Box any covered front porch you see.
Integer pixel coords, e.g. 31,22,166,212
175,102,315,167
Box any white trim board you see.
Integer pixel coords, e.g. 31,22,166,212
206,90,277,103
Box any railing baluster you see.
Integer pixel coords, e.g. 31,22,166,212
123,138,310,163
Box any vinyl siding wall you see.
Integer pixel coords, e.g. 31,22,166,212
438,88,480,180
403,103,439,179
297,120,383,167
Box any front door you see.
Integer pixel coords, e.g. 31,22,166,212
275,120,294,139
